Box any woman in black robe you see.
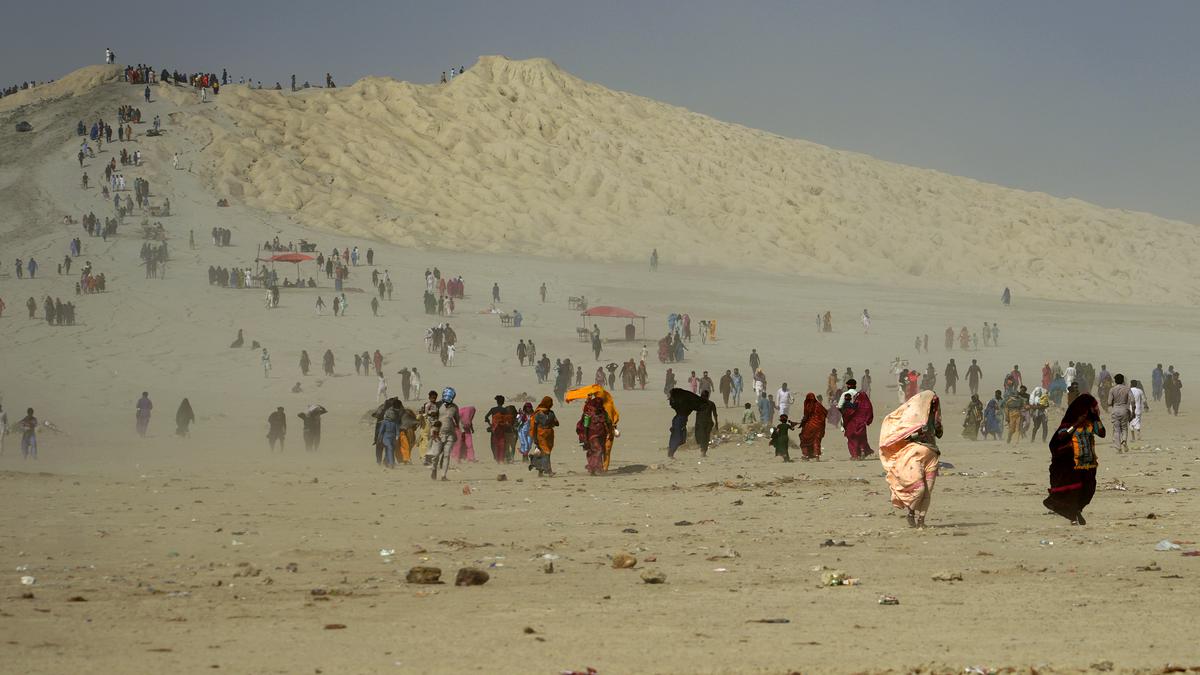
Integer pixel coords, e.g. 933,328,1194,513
175,399,195,437
1044,394,1105,525
667,388,703,458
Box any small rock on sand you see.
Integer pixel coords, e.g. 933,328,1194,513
611,552,637,569
406,566,443,584
640,569,666,584
455,568,490,586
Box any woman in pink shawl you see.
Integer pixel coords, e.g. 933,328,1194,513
451,406,476,463
839,380,874,459
879,390,943,528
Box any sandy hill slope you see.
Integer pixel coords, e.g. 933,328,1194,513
0,65,122,113
28,57,1200,304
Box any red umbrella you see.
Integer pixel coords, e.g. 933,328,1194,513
267,253,314,263
258,253,315,281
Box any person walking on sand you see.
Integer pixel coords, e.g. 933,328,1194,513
693,390,719,458
576,391,612,474
299,404,328,452
965,359,983,397
175,399,195,437
1043,394,1104,525
485,396,516,464
20,408,38,459
715,367,734,403
1107,374,1133,453
771,414,797,462
377,373,388,402
861,309,871,334
944,358,959,395
261,348,272,378
1129,379,1146,442
267,407,287,451
776,383,794,418
135,392,153,437
879,390,944,528
528,397,559,476
839,380,875,459
797,393,826,461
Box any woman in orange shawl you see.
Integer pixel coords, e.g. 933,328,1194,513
879,390,943,528
528,397,558,477
797,393,826,460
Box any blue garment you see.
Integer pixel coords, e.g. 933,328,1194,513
378,419,399,467
668,413,688,456
517,416,533,455
983,399,1002,437
757,396,772,424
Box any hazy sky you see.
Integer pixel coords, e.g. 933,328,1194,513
4,1,1197,222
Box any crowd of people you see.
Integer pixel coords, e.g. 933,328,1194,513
1,80,47,99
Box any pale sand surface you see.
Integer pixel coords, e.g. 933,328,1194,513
0,65,1198,674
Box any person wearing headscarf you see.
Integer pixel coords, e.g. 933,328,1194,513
983,390,1003,440
667,387,703,458
299,350,311,376
797,393,826,460
1043,394,1105,525
878,389,940,526
298,404,329,453
175,399,195,437
576,393,611,475
692,390,719,458
1028,387,1050,443
839,379,874,459
566,385,620,469
452,406,477,463
517,402,535,457
879,390,943,528
961,394,983,440
373,399,402,467
429,387,461,479
267,406,287,451
528,397,558,476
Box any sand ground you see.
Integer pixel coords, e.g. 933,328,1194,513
0,74,1198,674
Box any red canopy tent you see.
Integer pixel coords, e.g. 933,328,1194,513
257,252,314,281
581,306,646,341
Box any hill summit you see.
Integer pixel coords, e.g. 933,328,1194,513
160,55,1198,303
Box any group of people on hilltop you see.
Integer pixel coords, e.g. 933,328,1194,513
1,80,46,98
439,66,467,84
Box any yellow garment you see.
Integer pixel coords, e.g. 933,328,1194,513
879,391,942,511
565,385,619,426
708,320,717,342
397,432,412,463
567,385,619,470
